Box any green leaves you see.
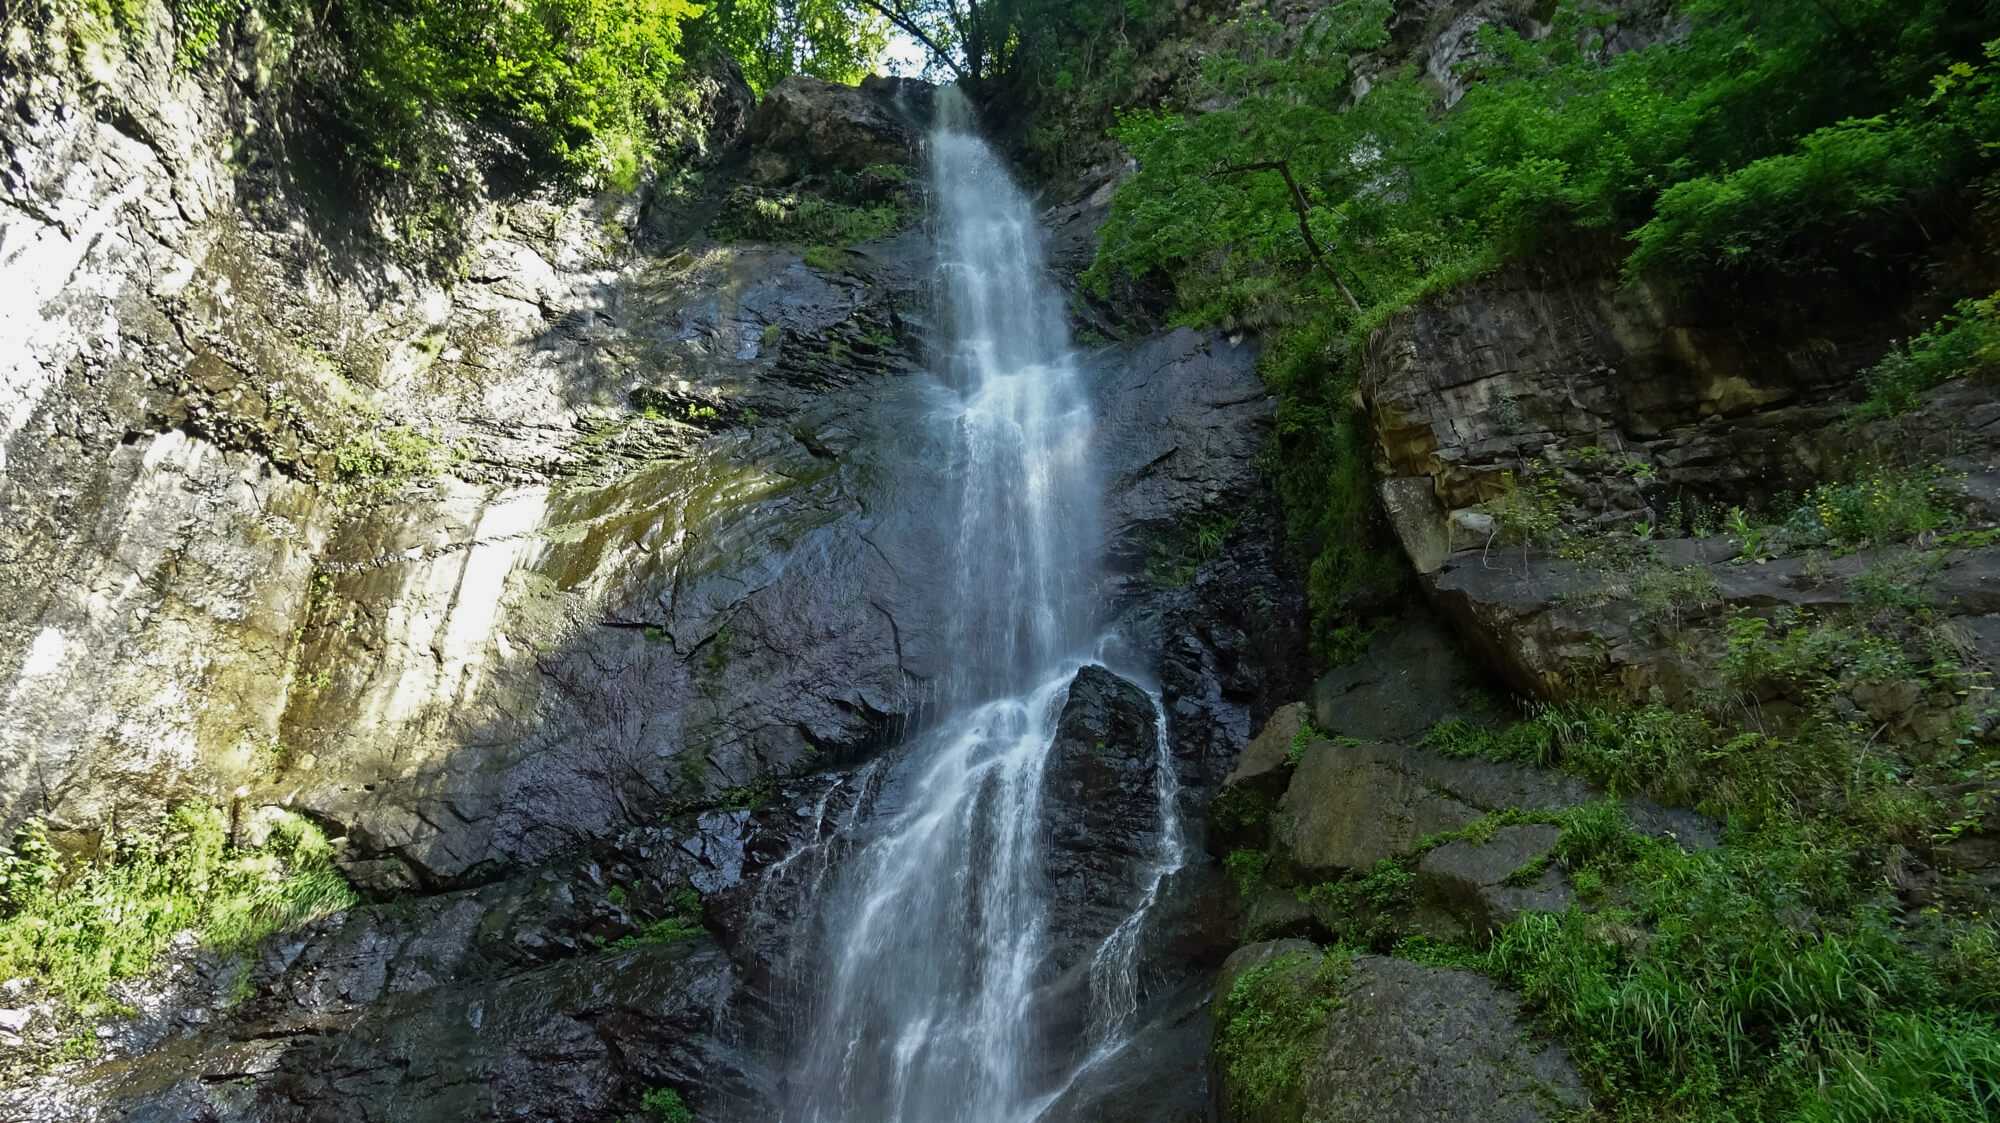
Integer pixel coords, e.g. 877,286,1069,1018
338,0,705,188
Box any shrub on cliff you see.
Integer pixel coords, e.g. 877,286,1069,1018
0,804,355,1023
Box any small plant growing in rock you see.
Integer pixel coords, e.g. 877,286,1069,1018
332,425,441,491
1725,507,1773,562
613,888,703,949
1213,947,1352,1120
634,1087,693,1123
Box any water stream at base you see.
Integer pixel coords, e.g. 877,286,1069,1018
763,90,1188,1122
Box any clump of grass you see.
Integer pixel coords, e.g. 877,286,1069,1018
1302,859,1413,950
612,887,703,949
711,191,904,245
1214,947,1352,1121
332,424,441,489
634,1087,694,1123
1785,465,1959,551
0,805,355,1020
1481,816,1999,1122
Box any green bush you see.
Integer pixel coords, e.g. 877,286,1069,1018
337,0,706,187
0,805,355,1019
637,1086,694,1123
1625,115,1968,281
1792,466,1959,549
332,425,441,489
1854,292,2000,419
710,190,905,245
1483,818,1997,1122
612,886,704,948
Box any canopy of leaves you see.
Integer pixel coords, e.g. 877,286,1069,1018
332,0,707,187
697,0,888,91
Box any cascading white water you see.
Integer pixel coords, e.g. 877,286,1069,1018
774,89,1180,1123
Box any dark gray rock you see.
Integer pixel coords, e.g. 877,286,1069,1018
1040,976,1212,1123
1303,956,1589,1123
1043,665,1166,971
1311,608,1490,742
1208,702,1305,855
1273,742,1590,880
1415,824,1572,940
1095,329,1271,574
6,940,749,1123
744,76,923,185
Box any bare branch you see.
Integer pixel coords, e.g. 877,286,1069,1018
857,0,969,82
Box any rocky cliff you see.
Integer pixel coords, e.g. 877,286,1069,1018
9,1,2000,1121
0,9,1303,1118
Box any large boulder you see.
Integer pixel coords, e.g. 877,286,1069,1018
1310,608,1489,742
1208,701,1307,855
1415,823,1572,939
1271,742,1590,880
1042,665,1165,971
1210,939,1330,1123
1301,956,1589,1123
743,76,923,185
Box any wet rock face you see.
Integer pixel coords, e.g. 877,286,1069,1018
1361,252,1905,522
1092,327,1311,794
22,941,748,1123
1039,976,1212,1123
744,75,927,185
1042,665,1163,970
1303,956,1589,1123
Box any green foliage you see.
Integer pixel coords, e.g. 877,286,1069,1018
1792,465,1960,549
1261,326,1402,660
1144,512,1238,588
165,0,250,68
332,424,441,489
1302,859,1413,951
1283,717,1323,766
1855,292,2000,419
1213,947,1351,1123
0,805,354,1019
697,0,886,91
0,819,59,908
612,886,704,948
1482,815,2000,1122
1223,848,1270,898
633,1087,695,1123
336,0,706,187
711,190,905,244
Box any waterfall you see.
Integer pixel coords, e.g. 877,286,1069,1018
769,88,1180,1123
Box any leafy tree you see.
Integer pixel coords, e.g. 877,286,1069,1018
334,0,707,187
1083,0,2000,651
698,0,889,91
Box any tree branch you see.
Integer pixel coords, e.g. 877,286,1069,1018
858,0,968,81
1214,159,1363,315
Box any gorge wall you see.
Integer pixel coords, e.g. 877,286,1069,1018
7,1,2000,1122
0,5,1304,1119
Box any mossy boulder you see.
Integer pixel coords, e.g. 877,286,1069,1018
1301,956,1588,1123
